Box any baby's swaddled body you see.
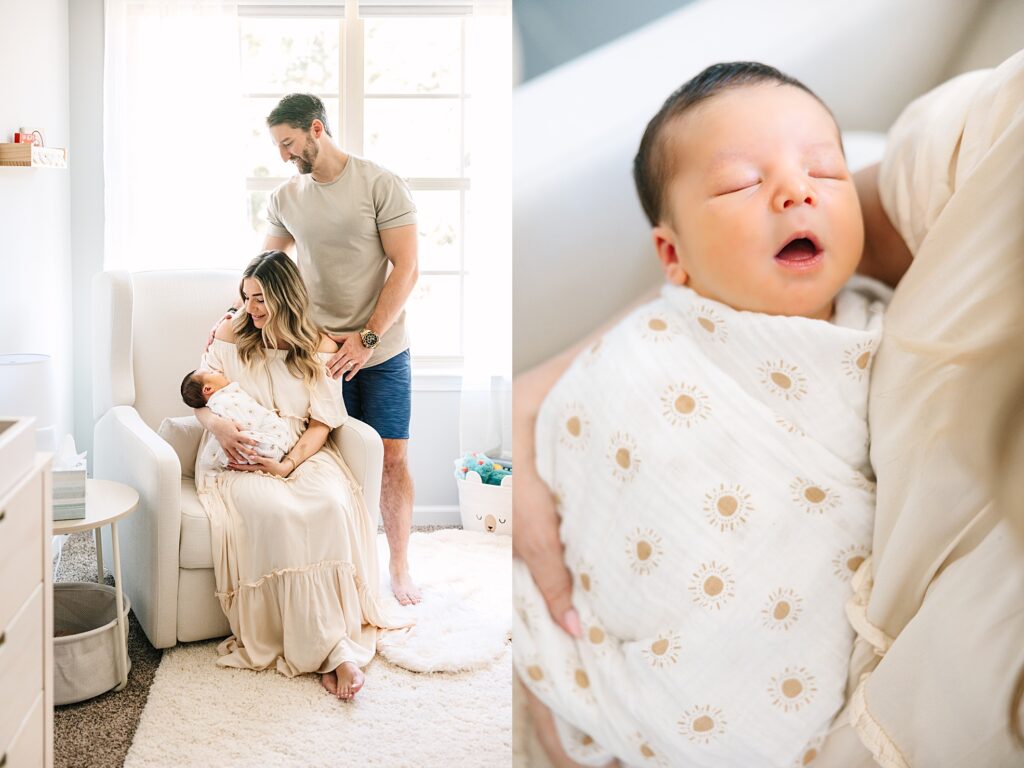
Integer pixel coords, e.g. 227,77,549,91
513,279,890,767
199,382,295,470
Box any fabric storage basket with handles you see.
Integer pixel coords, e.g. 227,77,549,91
53,582,131,704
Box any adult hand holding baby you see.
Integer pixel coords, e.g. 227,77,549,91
208,415,259,465
226,454,291,477
513,467,581,638
512,355,585,640
513,284,658,640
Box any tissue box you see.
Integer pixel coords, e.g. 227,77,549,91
52,434,88,520
53,468,87,520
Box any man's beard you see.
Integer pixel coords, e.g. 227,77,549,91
294,138,317,174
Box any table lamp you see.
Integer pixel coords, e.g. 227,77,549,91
0,354,58,451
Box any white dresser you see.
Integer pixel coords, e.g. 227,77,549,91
0,453,54,768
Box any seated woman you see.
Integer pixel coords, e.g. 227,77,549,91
193,250,402,700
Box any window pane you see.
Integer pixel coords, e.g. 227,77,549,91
365,99,462,178
462,98,472,173
240,18,340,94
364,18,462,94
244,97,340,179
406,275,461,357
414,190,461,272
247,190,270,236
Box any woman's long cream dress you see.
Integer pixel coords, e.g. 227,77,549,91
195,339,397,676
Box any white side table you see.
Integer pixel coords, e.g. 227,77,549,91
52,479,139,692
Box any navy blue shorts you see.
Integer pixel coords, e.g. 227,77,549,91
341,349,411,440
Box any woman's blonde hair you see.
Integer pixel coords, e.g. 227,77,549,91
233,251,325,387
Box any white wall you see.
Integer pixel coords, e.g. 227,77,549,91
65,1,461,522
0,0,73,439
69,0,105,466
408,378,463,525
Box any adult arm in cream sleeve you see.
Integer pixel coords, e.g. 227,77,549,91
815,51,1024,768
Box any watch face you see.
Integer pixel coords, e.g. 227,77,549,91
363,330,379,348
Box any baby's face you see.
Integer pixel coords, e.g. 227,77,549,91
655,83,863,320
196,370,230,399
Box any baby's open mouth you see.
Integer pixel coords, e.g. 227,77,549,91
774,234,822,263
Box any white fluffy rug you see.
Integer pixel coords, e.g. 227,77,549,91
124,530,512,768
376,529,512,672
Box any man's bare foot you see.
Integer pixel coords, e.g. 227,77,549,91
321,670,339,696
334,661,365,701
390,566,422,605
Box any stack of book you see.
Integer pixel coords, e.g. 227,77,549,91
53,465,87,520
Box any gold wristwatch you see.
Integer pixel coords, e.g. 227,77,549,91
359,328,380,349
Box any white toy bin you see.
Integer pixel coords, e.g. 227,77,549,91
456,471,513,535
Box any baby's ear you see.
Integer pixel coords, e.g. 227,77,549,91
202,384,214,396
652,226,688,286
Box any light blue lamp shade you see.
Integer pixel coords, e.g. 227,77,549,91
0,354,57,450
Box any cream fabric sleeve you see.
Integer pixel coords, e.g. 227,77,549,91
877,71,984,256
199,338,227,374
308,362,347,429
869,50,1024,624
815,50,1024,768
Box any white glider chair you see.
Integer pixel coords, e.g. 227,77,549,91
91,270,384,649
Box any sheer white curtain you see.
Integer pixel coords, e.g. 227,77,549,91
104,0,248,271
459,0,513,459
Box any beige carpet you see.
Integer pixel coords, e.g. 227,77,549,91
124,530,513,767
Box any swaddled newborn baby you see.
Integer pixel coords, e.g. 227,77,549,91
513,62,891,767
180,369,294,469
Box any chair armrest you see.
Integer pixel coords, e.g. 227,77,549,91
93,405,182,649
330,418,383,525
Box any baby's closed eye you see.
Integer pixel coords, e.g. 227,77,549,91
715,180,761,196
807,166,847,180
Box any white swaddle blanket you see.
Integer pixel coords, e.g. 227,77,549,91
514,278,891,767
199,381,295,469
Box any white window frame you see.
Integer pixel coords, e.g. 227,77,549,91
240,2,473,373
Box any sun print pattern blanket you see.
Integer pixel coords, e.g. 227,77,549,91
513,278,890,767
201,381,294,469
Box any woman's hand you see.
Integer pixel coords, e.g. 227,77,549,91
209,416,259,464
513,468,582,638
326,334,373,381
512,289,659,638
227,454,290,477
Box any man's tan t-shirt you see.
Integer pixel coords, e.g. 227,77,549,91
266,155,417,367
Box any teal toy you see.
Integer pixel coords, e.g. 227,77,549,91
454,451,512,486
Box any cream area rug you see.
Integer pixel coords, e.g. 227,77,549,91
123,530,512,768
377,529,512,672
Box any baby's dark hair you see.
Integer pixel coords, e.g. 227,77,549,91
180,370,207,409
633,61,830,226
